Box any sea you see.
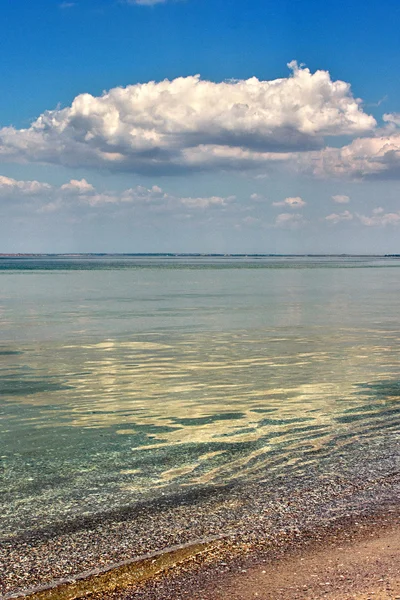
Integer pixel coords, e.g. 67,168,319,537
1,255,400,540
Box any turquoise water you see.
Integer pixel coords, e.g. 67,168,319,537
1,256,400,538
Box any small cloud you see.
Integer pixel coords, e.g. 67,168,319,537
60,179,95,194
357,210,400,227
332,194,350,204
242,216,261,226
383,113,400,127
59,2,76,8
0,175,52,196
273,196,306,209
250,193,266,203
365,95,388,108
325,210,353,224
179,195,235,209
275,213,306,229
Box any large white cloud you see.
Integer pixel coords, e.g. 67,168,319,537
0,63,375,175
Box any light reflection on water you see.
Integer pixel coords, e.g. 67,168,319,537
0,256,400,537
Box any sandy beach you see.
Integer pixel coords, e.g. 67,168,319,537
213,523,400,600
97,509,400,600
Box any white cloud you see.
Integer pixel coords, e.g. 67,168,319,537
250,193,263,201
275,212,306,229
302,131,400,179
0,175,51,196
60,178,95,193
383,113,400,127
0,63,375,175
325,210,353,224
272,196,306,208
332,194,350,204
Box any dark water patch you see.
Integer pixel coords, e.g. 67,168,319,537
127,440,258,469
355,379,400,399
336,406,400,424
267,424,327,437
2,474,74,499
358,419,400,436
115,423,181,435
342,402,394,414
259,416,311,427
0,375,72,397
228,427,256,436
0,350,23,356
171,412,245,427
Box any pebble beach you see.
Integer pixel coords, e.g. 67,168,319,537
2,432,399,600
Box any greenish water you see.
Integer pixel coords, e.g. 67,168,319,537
1,256,400,538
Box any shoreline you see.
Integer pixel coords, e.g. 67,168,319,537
4,503,399,600
2,434,399,599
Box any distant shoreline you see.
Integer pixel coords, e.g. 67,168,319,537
1,253,400,258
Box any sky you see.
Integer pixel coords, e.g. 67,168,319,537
1,0,400,254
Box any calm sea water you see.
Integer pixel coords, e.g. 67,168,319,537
1,256,400,538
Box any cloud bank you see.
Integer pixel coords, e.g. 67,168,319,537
0,63,376,176
0,175,235,215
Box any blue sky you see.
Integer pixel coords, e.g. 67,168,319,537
1,0,400,253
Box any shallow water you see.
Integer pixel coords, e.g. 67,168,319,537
1,256,400,538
